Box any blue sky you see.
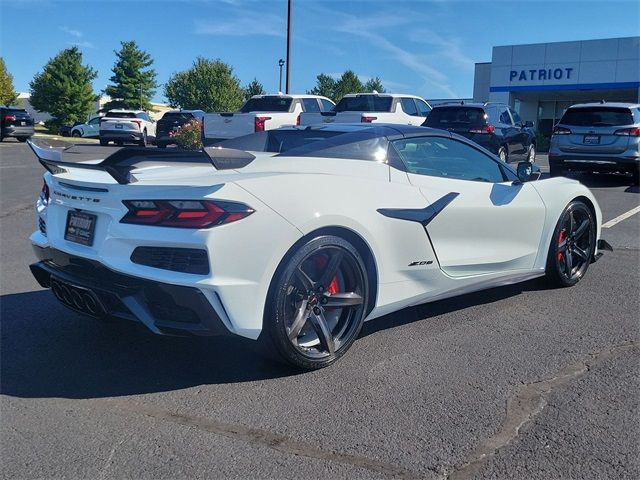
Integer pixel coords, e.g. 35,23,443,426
1,0,639,103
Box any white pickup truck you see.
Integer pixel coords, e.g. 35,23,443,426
299,93,432,126
203,94,334,144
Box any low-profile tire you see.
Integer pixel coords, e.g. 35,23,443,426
527,144,536,163
72,131,81,138
498,146,508,162
261,235,369,370
17,137,28,142
99,139,108,146
139,130,147,147
546,200,596,287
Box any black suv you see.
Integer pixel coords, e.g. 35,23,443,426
423,102,536,163
1,106,35,142
155,110,205,148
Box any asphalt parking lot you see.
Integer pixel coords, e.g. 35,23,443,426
1,139,638,479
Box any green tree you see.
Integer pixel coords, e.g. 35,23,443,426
104,41,157,111
29,47,98,129
0,58,19,106
364,77,385,93
164,57,244,112
334,70,365,101
307,73,337,100
244,78,265,100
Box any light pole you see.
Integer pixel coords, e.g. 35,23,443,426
285,0,292,94
278,59,285,93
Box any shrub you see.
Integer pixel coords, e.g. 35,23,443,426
170,119,203,150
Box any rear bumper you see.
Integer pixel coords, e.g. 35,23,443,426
3,125,34,137
30,246,231,337
549,153,640,172
100,129,143,142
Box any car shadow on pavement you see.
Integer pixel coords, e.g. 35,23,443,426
0,290,301,399
1,277,553,399
560,171,638,191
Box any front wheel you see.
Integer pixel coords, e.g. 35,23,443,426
527,144,536,163
546,201,595,287
498,146,508,162
261,235,369,370
17,137,28,142
99,139,108,146
72,131,81,138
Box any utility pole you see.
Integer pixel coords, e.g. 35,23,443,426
285,0,292,94
278,59,285,93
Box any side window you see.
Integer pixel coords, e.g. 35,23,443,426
320,99,335,111
89,117,100,125
391,136,507,183
415,99,431,117
302,98,321,113
400,98,419,116
499,108,512,125
510,108,522,125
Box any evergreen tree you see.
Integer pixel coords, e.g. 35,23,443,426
0,58,19,106
364,77,385,93
29,47,98,128
244,78,266,100
334,70,364,101
307,73,337,100
164,57,244,112
104,41,157,111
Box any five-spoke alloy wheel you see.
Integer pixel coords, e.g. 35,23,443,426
546,201,595,287
263,235,369,369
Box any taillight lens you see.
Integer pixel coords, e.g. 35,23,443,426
469,124,495,134
121,200,254,228
614,127,640,137
361,116,377,123
295,114,301,126
552,126,572,135
131,119,143,129
255,116,271,132
39,180,50,203
3,115,16,121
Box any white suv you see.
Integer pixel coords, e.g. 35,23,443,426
99,110,156,146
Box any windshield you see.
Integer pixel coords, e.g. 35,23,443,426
560,107,634,127
278,129,390,161
424,107,487,127
333,96,393,113
240,97,293,113
105,111,137,119
161,112,194,122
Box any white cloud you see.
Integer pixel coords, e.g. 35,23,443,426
60,26,83,38
408,29,475,72
194,12,285,37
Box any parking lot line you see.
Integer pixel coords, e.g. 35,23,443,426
602,205,640,228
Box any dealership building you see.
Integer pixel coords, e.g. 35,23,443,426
473,36,640,137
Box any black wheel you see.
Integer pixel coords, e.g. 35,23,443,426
139,130,147,147
116,141,123,146
546,201,595,287
72,131,81,138
527,144,536,163
262,235,369,370
17,137,28,142
549,163,562,177
99,139,108,146
498,146,508,162
156,142,166,149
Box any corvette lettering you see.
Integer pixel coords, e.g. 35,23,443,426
53,190,100,203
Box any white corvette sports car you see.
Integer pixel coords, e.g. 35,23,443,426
28,126,611,369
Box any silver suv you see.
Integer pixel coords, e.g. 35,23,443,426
549,102,639,181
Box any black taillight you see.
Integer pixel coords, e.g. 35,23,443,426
40,180,50,203
121,200,254,228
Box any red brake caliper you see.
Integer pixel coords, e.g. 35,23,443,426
557,230,566,262
313,255,340,295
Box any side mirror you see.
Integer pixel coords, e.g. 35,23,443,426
523,120,534,128
516,161,541,182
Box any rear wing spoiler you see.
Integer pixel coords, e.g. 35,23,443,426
27,139,255,185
